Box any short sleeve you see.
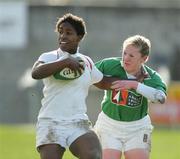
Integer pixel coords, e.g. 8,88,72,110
91,64,103,84
83,56,103,84
38,51,58,63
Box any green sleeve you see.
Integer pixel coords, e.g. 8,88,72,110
144,70,167,94
95,60,105,73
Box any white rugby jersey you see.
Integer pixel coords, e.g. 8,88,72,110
37,48,103,122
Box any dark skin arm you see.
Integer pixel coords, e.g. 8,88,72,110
31,56,84,79
94,76,121,90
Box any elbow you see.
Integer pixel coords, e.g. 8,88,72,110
94,76,112,90
158,95,166,104
156,91,167,104
94,81,105,90
31,71,42,80
31,62,47,79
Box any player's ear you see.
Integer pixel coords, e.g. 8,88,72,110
142,55,149,63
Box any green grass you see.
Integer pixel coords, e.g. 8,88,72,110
0,125,75,159
151,127,180,159
0,125,180,159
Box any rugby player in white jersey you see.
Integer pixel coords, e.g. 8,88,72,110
31,13,115,159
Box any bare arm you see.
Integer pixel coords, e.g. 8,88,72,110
93,76,121,90
31,56,84,79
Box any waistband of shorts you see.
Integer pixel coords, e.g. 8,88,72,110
37,117,90,124
99,111,151,126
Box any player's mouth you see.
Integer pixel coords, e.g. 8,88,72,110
59,41,75,53
60,41,70,48
124,62,131,67
60,41,68,45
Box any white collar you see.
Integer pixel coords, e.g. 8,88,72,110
57,47,80,56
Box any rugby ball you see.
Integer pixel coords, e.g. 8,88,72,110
53,56,85,80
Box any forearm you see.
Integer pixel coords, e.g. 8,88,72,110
111,80,166,104
31,60,69,79
94,76,120,90
136,83,166,104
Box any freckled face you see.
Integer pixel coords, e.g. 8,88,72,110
122,44,147,75
58,22,82,54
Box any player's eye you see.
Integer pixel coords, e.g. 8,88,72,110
66,31,73,35
130,54,134,57
123,51,126,55
58,30,63,35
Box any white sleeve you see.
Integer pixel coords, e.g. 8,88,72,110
136,83,166,104
38,53,55,63
91,65,103,84
38,51,66,63
83,56,103,84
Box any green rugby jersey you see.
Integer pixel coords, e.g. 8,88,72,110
95,57,167,121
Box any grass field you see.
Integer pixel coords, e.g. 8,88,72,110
0,125,180,159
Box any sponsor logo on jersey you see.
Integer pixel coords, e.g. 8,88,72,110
111,89,143,107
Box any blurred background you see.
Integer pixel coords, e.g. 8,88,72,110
0,0,180,158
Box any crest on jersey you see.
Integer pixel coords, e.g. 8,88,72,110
111,89,143,108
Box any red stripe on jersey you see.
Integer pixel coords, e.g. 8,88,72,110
84,57,92,71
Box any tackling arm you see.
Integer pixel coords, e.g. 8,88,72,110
93,76,120,90
111,80,166,104
136,83,166,104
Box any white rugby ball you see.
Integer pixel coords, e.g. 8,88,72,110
53,56,85,80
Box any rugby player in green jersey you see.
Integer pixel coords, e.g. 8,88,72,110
94,35,167,159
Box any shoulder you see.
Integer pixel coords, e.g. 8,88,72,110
38,50,58,62
78,53,93,62
77,53,94,71
144,65,161,79
96,57,122,68
98,57,121,63
95,57,123,74
144,65,167,90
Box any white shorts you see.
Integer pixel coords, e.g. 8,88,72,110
94,112,153,152
36,118,92,149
